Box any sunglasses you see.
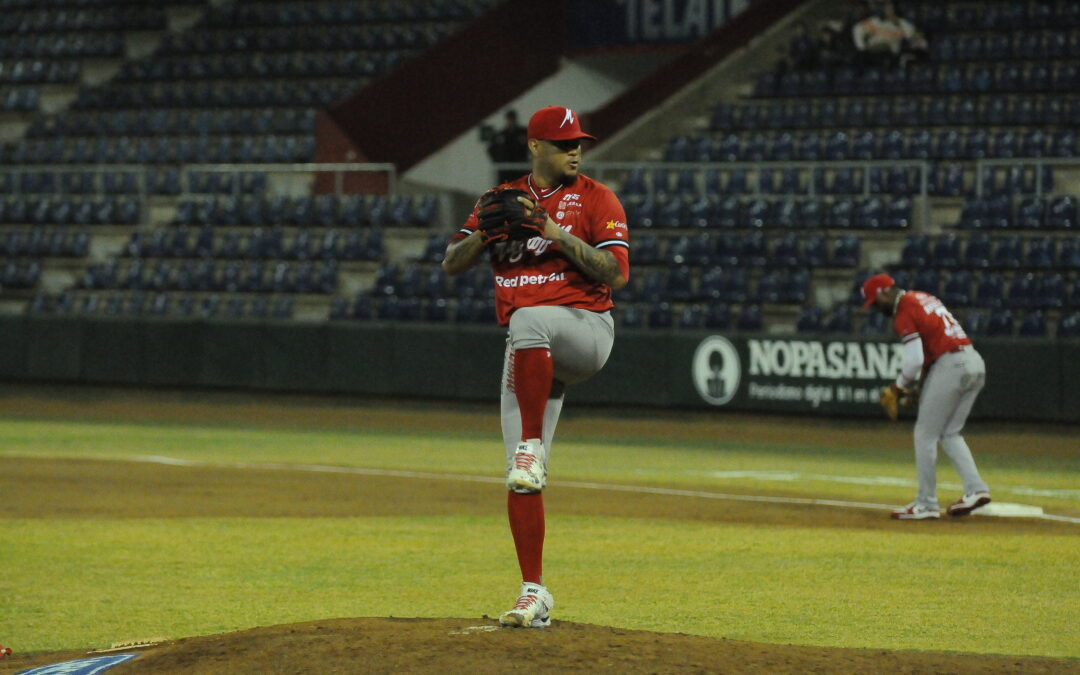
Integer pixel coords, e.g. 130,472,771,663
544,139,582,153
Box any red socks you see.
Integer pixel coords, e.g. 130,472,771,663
507,491,545,583
512,348,552,439
508,347,552,583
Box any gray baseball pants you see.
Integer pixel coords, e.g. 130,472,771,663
500,306,614,463
913,347,990,510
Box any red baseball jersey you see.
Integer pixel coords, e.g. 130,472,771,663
892,291,972,365
453,173,630,326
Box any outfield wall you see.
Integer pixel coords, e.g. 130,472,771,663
0,316,1075,423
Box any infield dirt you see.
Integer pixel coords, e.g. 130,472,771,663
2,616,1078,674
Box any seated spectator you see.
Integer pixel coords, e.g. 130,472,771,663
787,21,820,71
852,1,925,68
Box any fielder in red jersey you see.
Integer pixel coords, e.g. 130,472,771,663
891,289,972,368
442,106,629,629
863,274,991,521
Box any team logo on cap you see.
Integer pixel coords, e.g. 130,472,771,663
560,108,574,128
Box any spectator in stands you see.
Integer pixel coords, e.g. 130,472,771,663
486,109,529,183
852,1,924,67
787,21,820,71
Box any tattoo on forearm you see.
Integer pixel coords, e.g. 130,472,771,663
555,230,620,285
443,232,484,273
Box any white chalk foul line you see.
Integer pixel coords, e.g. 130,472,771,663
135,456,1080,524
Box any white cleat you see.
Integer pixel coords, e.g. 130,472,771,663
891,502,941,520
506,439,546,493
499,582,554,628
947,491,991,517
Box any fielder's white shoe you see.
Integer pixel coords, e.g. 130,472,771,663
947,491,991,517
499,581,553,628
891,502,941,520
506,439,546,493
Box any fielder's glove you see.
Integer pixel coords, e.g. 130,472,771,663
476,188,548,245
879,383,917,421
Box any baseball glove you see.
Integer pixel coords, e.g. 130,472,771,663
476,188,548,245
879,383,917,421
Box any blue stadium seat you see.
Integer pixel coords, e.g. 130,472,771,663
647,302,673,329
771,199,799,228
933,234,959,268
1017,310,1046,337
859,308,887,335
851,131,875,160
900,234,930,267
912,268,940,295
830,234,860,267
769,132,795,161
885,197,912,228
935,130,961,160
795,305,823,333
823,303,853,333
1025,237,1055,268
991,235,1023,268
1039,272,1067,308
1007,272,1038,308
879,130,905,160
797,132,821,161
703,302,730,329
737,304,763,331
941,271,973,307
957,198,989,230
986,308,1014,336
742,231,767,266
906,129,932,160
1057,311,1080,338
1047,196,1077,229
1058,236,1080,269
856,197,884,229
782,268,810,303
974,272,1006,307
824,131,849,161
1016,198,1044,229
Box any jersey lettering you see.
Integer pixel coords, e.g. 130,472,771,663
893,291,971,365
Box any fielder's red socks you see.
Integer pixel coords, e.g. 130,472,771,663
513,348,552,440
507,491,544,583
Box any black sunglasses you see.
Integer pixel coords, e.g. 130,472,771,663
544,139,582,152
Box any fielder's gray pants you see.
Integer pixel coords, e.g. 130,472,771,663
500,306,614,463
914,347,990,509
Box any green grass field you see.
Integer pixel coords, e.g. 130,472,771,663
1,415,1078,658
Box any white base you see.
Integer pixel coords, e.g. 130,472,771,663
972,502,1045,518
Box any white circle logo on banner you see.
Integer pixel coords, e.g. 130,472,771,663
692,336,741,406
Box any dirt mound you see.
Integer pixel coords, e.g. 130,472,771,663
4,618,1076,674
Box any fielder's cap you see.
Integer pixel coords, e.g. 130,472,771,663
861,273,895,309
527,106,596,142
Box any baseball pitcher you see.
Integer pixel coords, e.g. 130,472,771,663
442,106,630,627
863,273,992,520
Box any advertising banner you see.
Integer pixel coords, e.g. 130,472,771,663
568,0,753,49
689,335,904,415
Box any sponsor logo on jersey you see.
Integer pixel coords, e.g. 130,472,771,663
605,219,627,229
494,272,567,288
692,336,741,406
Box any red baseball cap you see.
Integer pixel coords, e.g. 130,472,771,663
861,273,895,309
527,106,596,142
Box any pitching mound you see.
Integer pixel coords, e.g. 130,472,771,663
4,618,1076,674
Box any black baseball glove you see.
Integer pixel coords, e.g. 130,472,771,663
476,188,548,245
